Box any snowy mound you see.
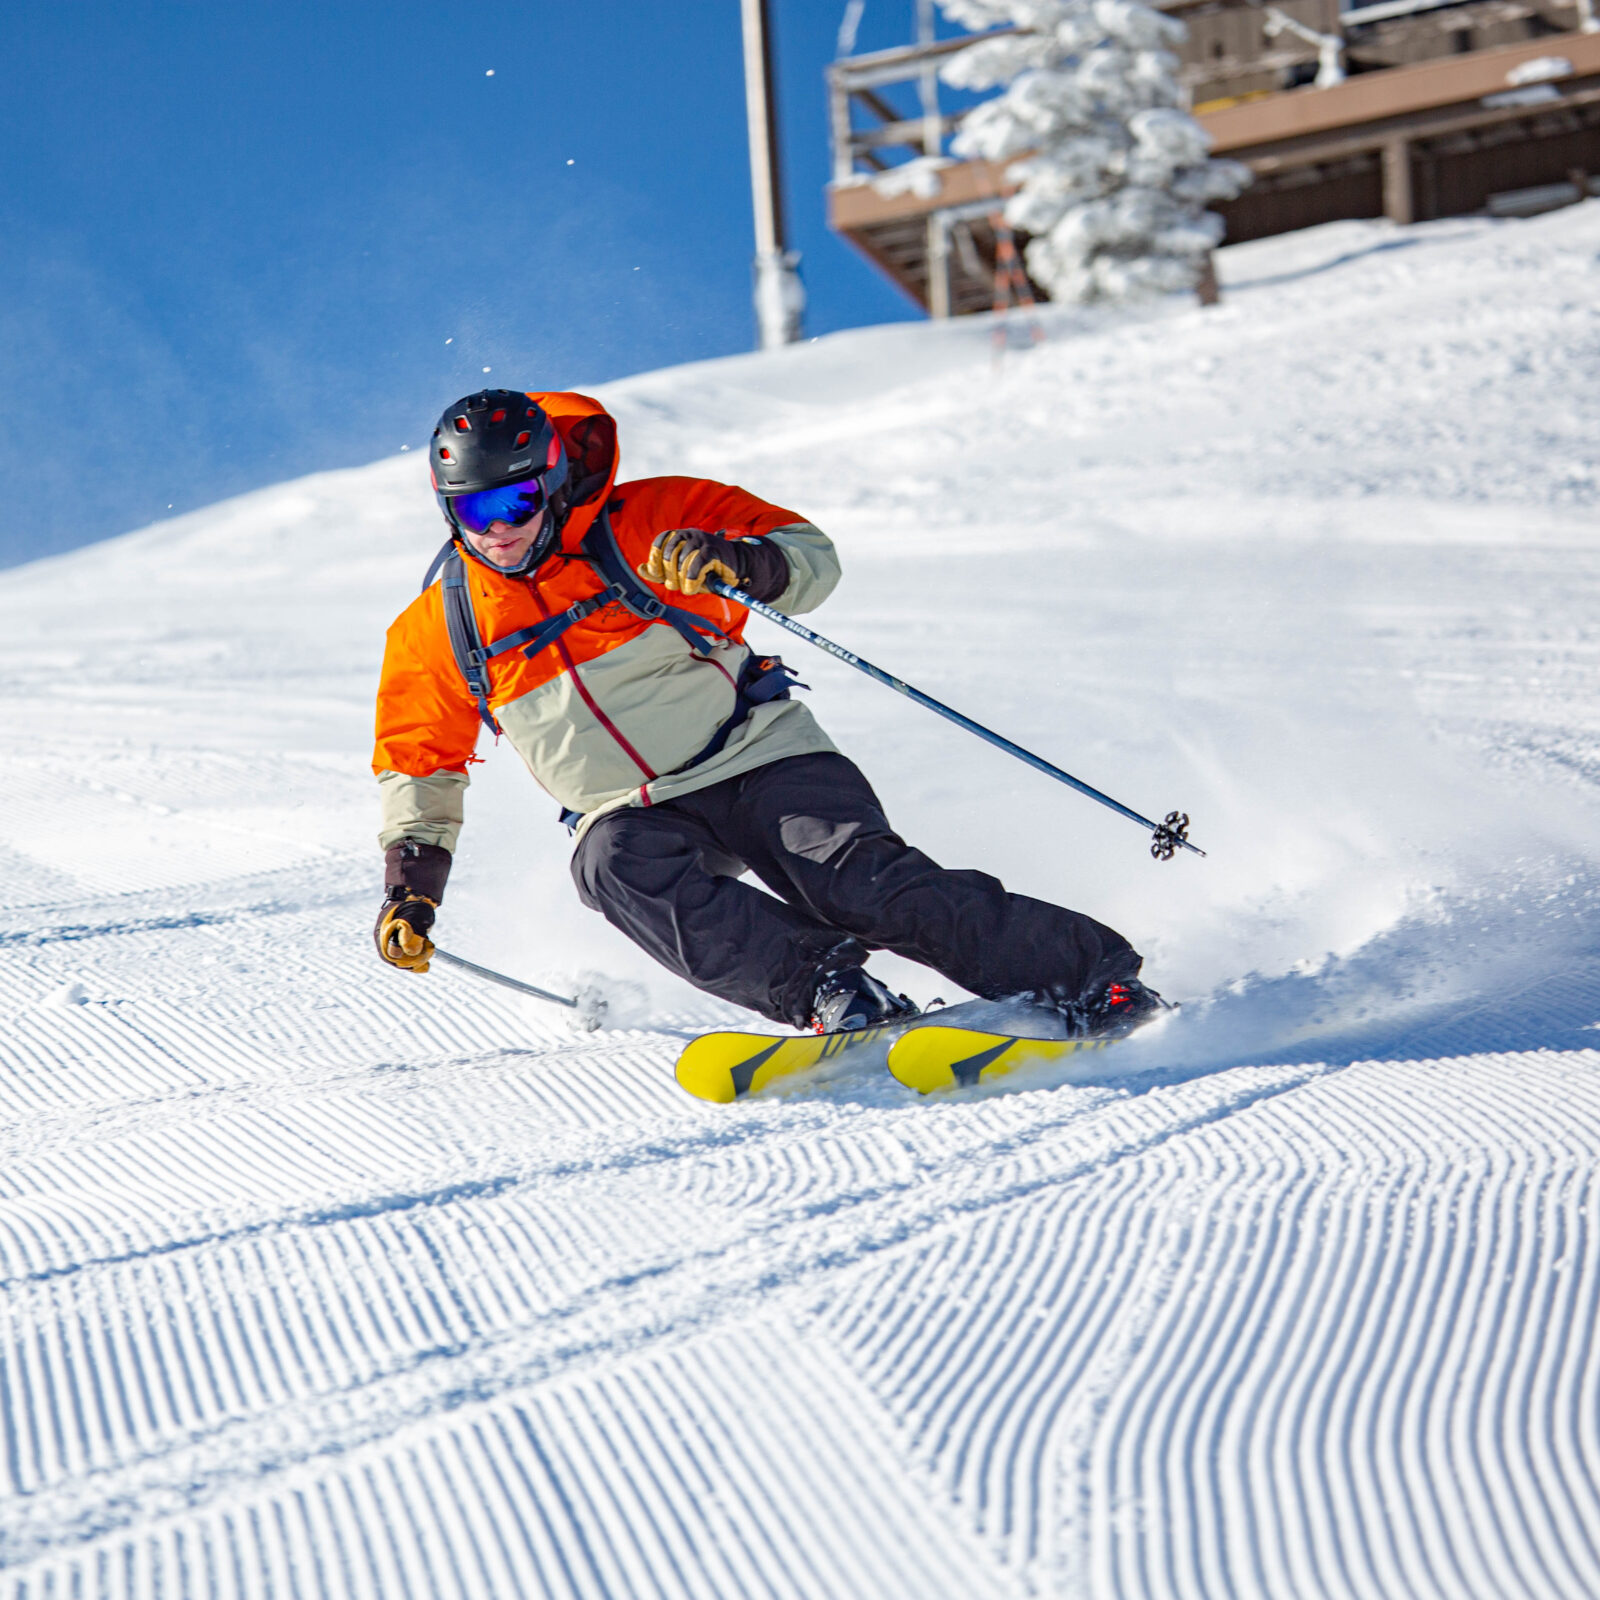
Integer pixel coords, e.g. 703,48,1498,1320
2,208,1599,1597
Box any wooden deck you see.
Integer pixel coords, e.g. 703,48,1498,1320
828,19,1600,310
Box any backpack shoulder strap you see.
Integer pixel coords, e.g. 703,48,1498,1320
429,506,736,737
432,544,618,733
580,501,732,658
420,537,455,595
439,550,502,737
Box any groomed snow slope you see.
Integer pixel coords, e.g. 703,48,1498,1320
2,207,1600,1599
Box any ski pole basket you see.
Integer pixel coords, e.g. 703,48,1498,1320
1150,812,1192,862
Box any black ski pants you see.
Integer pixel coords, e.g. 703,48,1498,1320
572,753,1139,1029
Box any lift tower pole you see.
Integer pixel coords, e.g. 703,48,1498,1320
740,0,804,348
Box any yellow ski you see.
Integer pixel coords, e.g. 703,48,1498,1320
675,1023,905,1104
887,1027,1112,1095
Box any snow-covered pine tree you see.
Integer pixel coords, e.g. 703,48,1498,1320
938,0,1252,304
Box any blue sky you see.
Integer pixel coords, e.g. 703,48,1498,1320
0,1,968,566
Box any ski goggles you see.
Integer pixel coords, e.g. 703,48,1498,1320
444,478,547,536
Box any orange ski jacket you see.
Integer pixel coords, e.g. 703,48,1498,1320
373,391,840,853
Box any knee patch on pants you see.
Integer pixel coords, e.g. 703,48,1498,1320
777,813,865,865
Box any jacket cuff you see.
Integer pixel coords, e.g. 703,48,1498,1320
384,839,453,902
740,537,791,604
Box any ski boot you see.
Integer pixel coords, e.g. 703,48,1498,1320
1071,976,1169,1039
1030,974,1169,1041
810,966,919,1034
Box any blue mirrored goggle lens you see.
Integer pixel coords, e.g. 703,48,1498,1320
450,480,546,535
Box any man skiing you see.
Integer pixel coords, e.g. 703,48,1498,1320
373,388,1161,1036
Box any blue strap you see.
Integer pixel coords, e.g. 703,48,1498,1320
481,588,619,662
741,656,807,707
420,538,455,595
427,548,606,734
439,553,501,737
676,654,806,773
579,504,732,658
424,503,749,762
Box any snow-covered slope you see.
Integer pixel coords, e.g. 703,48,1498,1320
3,208,1599,1599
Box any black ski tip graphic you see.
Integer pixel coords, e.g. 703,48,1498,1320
950,1039,1014,1088
730,1040,787,1098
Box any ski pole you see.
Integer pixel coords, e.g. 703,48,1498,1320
707,579,1204,861
432,948,579,1010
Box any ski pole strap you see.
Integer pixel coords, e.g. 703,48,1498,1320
705,578,1205,861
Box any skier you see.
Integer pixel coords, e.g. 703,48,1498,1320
373,389,1162,1036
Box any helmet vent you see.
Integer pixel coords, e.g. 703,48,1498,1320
438,446,453,461
490,409,506,424
514,431,531,449
453,416,471,432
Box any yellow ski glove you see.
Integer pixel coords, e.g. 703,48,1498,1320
374,893,437,972
637,528,793,601
637,527,744,595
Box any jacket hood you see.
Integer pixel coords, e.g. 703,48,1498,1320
524,390,619,555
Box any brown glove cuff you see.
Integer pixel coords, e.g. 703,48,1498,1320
384,839,452,903
738,537,792,604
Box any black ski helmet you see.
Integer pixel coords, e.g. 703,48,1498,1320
430,390,570,575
